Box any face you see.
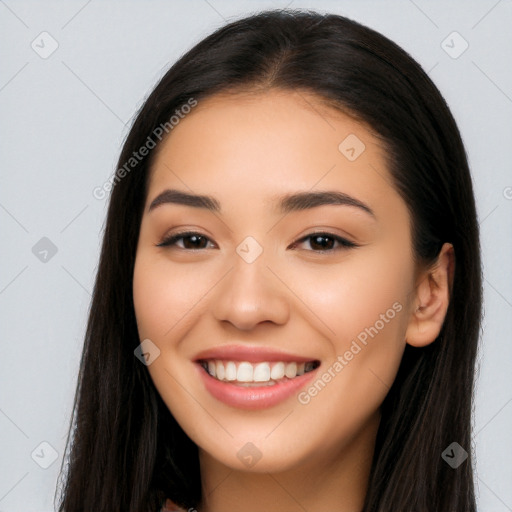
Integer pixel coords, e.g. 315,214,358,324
133,89,419,474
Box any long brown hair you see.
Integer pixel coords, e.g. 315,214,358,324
56,9,482,511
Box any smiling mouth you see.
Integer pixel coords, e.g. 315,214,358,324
198,359,321,387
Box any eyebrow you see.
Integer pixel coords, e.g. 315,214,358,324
148,188,375,218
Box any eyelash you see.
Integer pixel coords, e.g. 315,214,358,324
156,230,358,253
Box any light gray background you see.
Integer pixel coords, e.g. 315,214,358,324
1,1,511,511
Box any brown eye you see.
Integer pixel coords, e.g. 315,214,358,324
157,231,215,250
291,232,358,252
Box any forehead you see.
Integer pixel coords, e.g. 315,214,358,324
151,89,382,163
146,89,397,216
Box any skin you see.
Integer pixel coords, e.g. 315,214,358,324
133,89,454,512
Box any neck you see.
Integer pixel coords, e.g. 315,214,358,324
196,411,380,512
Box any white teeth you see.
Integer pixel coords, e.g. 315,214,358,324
201,359,318,384
285,362,297,378
253,362,271,382
270,362,285,380
237,362,253,382
225,361,237,381
216,360,225,380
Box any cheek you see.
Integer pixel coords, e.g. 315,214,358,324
133,254,213,341
132,254,207,413
287,245,413,346
289,245,413,407
290,244,413,424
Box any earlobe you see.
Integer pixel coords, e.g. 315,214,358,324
405,243,455,348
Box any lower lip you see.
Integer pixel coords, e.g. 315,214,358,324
195,363,319,410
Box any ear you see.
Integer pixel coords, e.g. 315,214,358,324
405,242,455,347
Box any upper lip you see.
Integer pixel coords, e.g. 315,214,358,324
194,345,318,363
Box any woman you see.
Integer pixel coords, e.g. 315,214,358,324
56,9,482,512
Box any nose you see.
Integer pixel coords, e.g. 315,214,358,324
211,252,290,331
